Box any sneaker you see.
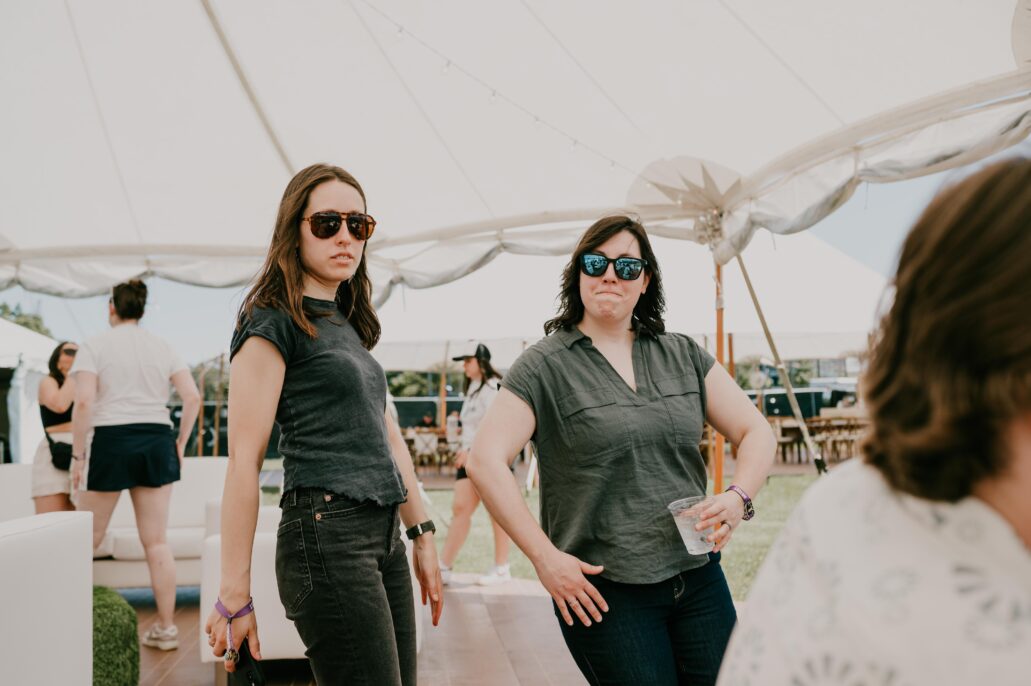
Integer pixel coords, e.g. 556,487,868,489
477,564,512,586
141,623,179,651
440,565,452,586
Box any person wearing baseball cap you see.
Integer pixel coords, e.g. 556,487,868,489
438,341,514,586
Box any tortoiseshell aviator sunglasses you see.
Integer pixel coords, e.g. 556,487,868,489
302,211,376,241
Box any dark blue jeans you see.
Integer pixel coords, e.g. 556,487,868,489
556,553,736,685
276,488,416,686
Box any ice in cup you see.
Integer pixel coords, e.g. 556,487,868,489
668,495,715,555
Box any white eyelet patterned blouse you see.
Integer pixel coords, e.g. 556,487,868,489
718,459,1031,686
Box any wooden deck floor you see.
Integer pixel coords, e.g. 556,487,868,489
132,575,585,686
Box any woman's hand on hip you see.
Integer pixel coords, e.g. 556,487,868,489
412,535,444,626
696,491,746,553
535,547,608,627
453,449,469,469
205,605,261,673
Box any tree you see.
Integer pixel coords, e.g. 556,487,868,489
786,360,814,388
734,356,773,390
0,302,52,337
387,371,431,398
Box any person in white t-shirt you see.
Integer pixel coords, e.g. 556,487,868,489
718,158,1031,686
70,280,201,652
438,342,514,586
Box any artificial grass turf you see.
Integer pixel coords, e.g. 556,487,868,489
424,474,817,600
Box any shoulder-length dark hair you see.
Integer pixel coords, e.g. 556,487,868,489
544,215,666,337
238,163,381,349
862,157,1031,501
47,341,72,387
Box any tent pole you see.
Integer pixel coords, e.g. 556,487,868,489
728,333,737,461
734,254,827,474
195,366,206,457
213,353,225,457
714,262,725,492
439,343,450,429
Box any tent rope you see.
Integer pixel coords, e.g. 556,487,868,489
347,0,496,217
735,253,828,474
199,0,294,175
61,0,146,246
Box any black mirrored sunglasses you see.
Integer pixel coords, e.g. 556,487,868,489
579,252,647,280
303,211,376,241
61,348,77,357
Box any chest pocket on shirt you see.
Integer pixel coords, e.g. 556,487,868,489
655,374,705,448
557,387,628,457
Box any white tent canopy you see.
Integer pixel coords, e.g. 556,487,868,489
1,1,1029,302
0,318,56,463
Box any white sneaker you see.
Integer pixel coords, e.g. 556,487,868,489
141,623,179,651
440,565,452,586
477,564,512,586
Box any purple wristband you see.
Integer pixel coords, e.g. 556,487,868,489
215,597,255,621
216,597,254,659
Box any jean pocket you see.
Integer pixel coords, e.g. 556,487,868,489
275,518,313,615
322,495,373,520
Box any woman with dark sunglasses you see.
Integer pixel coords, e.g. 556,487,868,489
468,215,776,685
31,341,79,513
206,163,443,685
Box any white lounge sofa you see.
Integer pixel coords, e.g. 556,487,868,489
0,511,94,685
200,499,425,675
0,458,232,587
0,462,35,522
93,457,230,587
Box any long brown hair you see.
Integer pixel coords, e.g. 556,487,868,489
238,163,381,349
544,215,665,337
47,341,73,387
464,350,502,398
862,157,1031,501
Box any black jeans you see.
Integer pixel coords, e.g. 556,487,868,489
556,553,736,685
276,488,416,686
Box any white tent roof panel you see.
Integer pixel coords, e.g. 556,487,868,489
0,1,1028,299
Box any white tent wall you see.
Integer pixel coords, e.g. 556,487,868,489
376,231,887,352
0,318,56,464
0,1,1029,300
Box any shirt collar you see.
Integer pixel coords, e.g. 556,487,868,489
554,326,587,349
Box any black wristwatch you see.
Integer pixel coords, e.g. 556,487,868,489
726,485,755,521
405,520,436,540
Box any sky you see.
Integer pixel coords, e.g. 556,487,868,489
0,171,950,366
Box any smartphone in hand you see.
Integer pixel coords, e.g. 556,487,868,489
228,638,265,686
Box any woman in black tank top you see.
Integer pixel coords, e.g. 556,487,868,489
33,341,78,513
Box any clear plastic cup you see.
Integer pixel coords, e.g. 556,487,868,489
668,495,714,555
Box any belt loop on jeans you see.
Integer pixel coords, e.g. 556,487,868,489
282,488,297,508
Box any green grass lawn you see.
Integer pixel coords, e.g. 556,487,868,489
425,474,816,600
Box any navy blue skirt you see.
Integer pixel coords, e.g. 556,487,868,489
87,423,180,491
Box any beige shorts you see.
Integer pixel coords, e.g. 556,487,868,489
31,432,73,498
